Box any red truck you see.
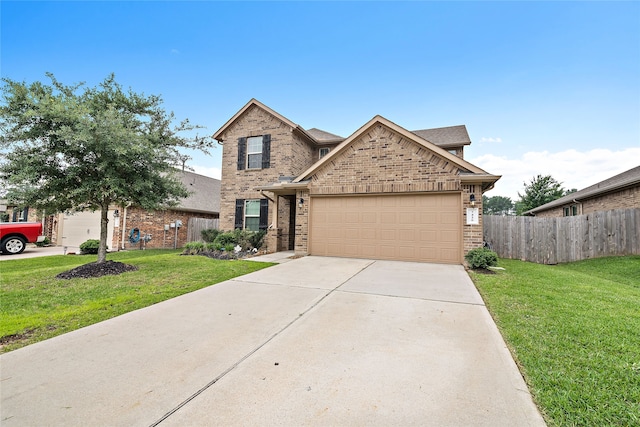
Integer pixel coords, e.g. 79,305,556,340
0,222,45,255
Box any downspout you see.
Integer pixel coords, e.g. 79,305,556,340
572,199,583,215
120,202,132,250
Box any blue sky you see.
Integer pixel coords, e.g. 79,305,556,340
2,1,639,199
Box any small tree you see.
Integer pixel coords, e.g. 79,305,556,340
0,73,214,263
516,175,565,215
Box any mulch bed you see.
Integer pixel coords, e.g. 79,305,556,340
56,261,139,279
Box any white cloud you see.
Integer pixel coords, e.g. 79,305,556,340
480,137,502,143
190,165,221,180
470,147,640,200
170,49,180,55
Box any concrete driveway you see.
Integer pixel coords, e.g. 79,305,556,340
0,245,69,260
0,256,545,426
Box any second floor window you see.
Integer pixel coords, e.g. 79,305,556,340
247,136,263,169
319,147,330,159
237,134,271,170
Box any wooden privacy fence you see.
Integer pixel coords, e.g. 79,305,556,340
484,208,640,264
187,217,219,242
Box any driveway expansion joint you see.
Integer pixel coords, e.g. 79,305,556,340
149,260,374,426
336,288,486,307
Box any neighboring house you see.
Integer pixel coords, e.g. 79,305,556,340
39,171,220,251
525,166,640,217
214,99,500,264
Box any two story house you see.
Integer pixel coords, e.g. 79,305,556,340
214,99,500,264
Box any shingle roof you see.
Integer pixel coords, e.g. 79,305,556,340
525,165,640,215
306,128,345,143
175,170,220,214
411,125,471,147
294,115,499,189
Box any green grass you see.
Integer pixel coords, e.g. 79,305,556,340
0,250,274,353
469,256,640,427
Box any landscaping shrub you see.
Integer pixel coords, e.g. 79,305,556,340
248,230,266,250
183,241,205,255
79,239,100,255
200,228,220,243
465,247,498,269
214,231,238,247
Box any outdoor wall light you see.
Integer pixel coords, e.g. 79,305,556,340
113,209,119,218
469,194,476,206
298,198,304,208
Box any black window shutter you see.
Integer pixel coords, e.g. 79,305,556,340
237,137,247,170
259,199,269,231
23,207,28,221
234,199,245,229
262,134,271,169
12,210,17,222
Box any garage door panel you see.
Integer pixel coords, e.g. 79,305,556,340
379,245,397,258
361,228,377,240
398,212,416,224
380,212,396,223
310,194,461,264
441,230,459,243
398,229,416,241
361,212,377,223
345,228,360,239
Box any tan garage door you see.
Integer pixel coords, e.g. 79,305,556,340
61,211,115,250
310,193,461,264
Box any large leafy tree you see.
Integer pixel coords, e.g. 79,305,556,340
482,195,514,216
516,174,565,215
0,73,213,263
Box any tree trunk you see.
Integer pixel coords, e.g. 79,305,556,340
98,205,109,263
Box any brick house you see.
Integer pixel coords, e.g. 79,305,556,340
2,171,220,251
215,99,500,264
524,166,640,217
109,170,220,251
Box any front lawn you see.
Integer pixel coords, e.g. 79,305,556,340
469,256,640,427
0,250,273,353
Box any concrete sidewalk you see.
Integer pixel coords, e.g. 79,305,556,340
0,256,545,426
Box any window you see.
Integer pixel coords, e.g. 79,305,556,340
244,199,261,231
319,147,330,159
237,135,271,170
13,207,28,222
247,136,263,169
563,205,579,216
234,198,269,231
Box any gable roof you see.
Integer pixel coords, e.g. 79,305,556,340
525,165,640,215
411,125,471,148
294,115,498,185
175,170,221,214
213,99,316,144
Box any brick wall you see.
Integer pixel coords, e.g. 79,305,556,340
533,186,639,218
294,190,309,254
462,184,484,255
309,124,462,194
218,105,317,253
300,123,486,258
581,187,639,213
112,207,217,250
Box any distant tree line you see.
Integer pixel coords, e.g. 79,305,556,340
483,174,577,216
